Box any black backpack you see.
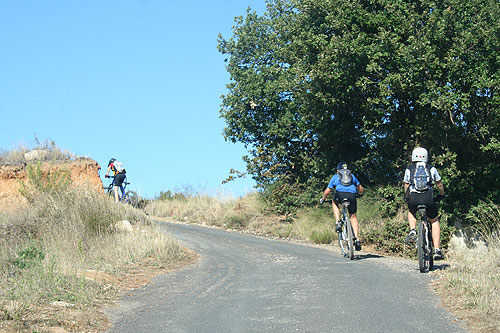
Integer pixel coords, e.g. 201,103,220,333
408,163,432,191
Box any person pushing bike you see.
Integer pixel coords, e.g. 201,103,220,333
104,158,127,204
404,147,445,260
321,162,364,250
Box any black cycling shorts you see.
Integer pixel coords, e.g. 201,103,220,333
114,173,126,187
408,189,438,219
334,191,357,214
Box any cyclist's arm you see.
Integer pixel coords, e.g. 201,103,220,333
435,180,445,196
105,165,112,177
322,187,333,201
404,182,410,193
403,168,411,194
356,183,364,196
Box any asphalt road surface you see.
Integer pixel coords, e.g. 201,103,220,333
105,221,465,332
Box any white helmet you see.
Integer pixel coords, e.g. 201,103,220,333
412,147,428,162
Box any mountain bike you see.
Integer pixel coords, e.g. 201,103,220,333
337,198,355,260
104,175,139,208
410,194,445,273
324,199,355,260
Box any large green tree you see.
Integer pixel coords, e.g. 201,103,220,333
218,0,500,214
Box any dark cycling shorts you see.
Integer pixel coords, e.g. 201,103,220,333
408,190,438,219
114,173,126,187
334,191,357,214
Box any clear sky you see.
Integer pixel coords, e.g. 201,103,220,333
0,0,266,198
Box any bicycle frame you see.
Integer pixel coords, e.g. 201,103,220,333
105,175,129,202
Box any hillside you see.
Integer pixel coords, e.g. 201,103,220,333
0,157,103,211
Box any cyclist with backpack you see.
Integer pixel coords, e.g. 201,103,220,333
104,158,127,204
404,147,445,260
320,162,364,250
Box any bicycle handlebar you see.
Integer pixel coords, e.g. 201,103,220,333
105,175,127,179
104,174,130,185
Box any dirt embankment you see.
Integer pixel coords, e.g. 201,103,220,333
0,158,103,212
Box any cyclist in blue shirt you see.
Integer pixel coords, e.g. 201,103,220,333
321,162,364,250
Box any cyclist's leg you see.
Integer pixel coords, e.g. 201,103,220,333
408,211,417,230
350,213,359,239
113,174,126,203
405,193,419,243
346,193,358,237
113,186,120,204
430,218,440,249
428,203,440,249
332,201,341,221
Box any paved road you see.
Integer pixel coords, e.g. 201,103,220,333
105,221,465,332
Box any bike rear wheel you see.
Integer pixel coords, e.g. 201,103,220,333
125,191,139,208
338,206,354,260
345,214,354,260
338,222,347,257
417,219,432,272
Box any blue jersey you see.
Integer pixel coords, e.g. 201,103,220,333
328,173,360,193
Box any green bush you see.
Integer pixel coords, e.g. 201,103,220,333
223,214,249,229
13,242,45,269
375,185,406,217
261,176,319,216
156,190,187,201
18,162,71,203
364,217,416,257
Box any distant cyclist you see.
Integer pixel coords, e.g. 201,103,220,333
404,147,445,260
321,162,364,250
104,158,127,204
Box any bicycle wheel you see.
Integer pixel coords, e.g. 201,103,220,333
125,191,139,208
345,213,355,260
338,220,348,257
417,219,431,272
428,223,434,271
106,185,114,198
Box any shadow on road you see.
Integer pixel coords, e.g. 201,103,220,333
432,262,451,271
353,253,385,260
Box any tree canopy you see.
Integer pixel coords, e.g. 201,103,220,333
218,0,500,214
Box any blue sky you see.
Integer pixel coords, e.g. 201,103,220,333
0,1,267,198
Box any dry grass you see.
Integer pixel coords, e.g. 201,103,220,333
146,192,340,244
0,139,73,166
0,181,191,332
434,204,500,333
145,192,268,229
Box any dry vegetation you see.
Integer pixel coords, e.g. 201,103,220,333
145,191,337,241
0,148,193,332
433,204,500,332
0,140,73,165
